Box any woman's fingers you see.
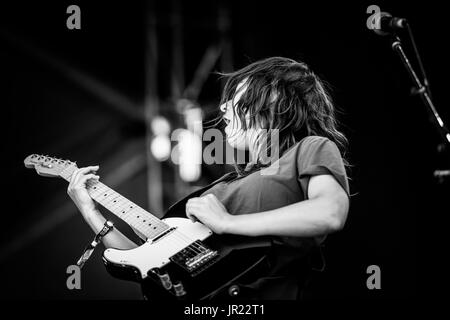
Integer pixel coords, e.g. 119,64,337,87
68,173,99,192
71,166,99,182
77,173,99,186
68,166,100,191
185,201,199,222
186,208,196,222
75,166,99,179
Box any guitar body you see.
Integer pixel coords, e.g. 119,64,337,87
103,217,273,300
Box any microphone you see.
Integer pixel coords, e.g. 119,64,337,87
373,12,408,36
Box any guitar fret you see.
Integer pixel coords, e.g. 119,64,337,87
101,192,122,208
61,169,169,239
106,192,128,208
88,184,107,198
124,206,158,224
121,205,140,220
101,197,124,213
109,200,129,216
60,167,75,182
115,202,133,218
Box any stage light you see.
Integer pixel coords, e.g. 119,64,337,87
177,129,202,182
151,116,171,136
150,134,171,161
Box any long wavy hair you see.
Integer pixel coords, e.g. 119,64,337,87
215,56,349,176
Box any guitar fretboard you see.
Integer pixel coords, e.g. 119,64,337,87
60,165,170,240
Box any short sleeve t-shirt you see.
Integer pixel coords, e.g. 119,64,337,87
200,135,349,223
161,135,349,300
197,136,349,299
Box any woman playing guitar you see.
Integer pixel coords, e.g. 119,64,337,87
67,57,350,300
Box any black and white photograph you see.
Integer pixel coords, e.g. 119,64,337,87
0,0,446,314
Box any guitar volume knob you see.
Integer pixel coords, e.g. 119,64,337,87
228,285,240,297
173,282,187,297
157,272,172,290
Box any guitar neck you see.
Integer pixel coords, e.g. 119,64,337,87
60,166,170,240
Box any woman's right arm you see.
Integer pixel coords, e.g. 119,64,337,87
68,166,138,250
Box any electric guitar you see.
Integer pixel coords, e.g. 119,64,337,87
24,154,273,300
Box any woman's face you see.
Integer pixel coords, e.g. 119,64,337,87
219,79,258,150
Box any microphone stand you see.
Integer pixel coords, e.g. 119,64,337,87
389,34,450,183
390,35,450,146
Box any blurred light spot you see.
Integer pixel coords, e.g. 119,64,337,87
151,135,171,161
178,129,202,182
151,116,171,136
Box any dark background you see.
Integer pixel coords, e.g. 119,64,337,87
0,0,448,300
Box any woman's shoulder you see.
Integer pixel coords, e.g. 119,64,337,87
298,135,331,146
285,136,332,155
277,136,343,167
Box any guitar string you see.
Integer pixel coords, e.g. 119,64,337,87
89,181,205,244
62,167,208,255
87,181,207,255
92,185,203,253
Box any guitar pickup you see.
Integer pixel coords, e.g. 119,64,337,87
150,227,176,244
169,240,219,276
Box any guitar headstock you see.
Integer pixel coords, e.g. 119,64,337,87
24,154,77,178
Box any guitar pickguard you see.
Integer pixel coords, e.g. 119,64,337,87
103,217,213,279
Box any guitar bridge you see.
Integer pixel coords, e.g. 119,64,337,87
169,240,219,276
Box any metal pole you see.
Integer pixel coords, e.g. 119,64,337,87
145,2,164,216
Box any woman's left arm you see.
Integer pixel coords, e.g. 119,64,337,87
186,174,349,237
